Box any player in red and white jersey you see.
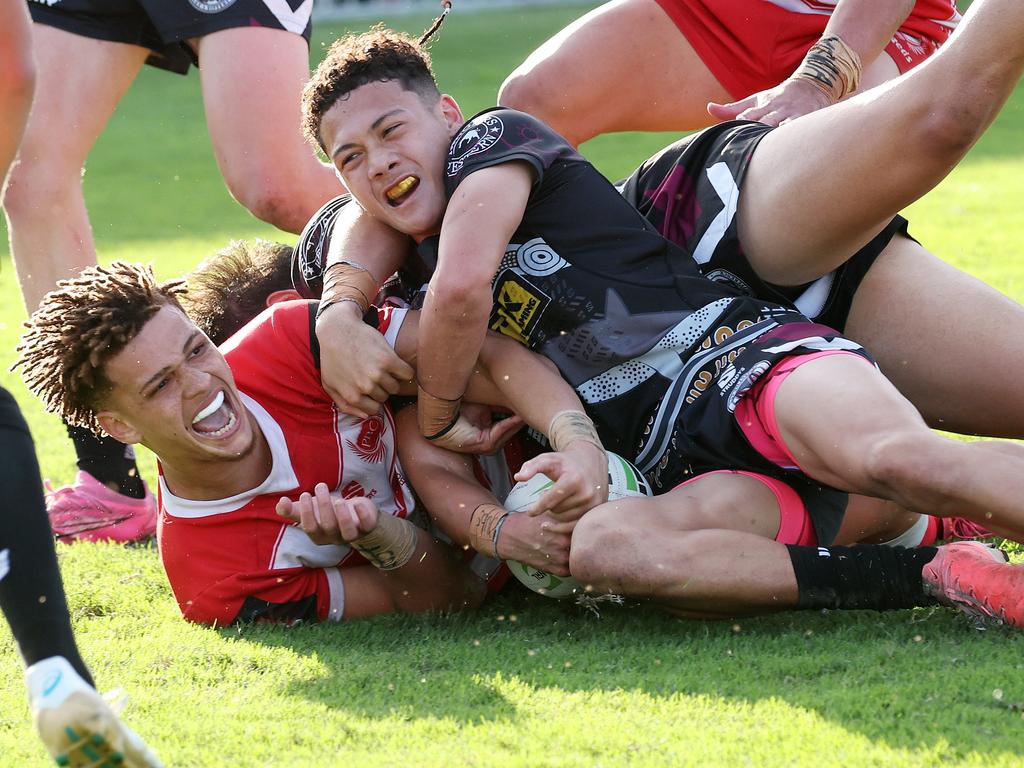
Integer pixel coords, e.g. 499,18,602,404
18,262,608,627
156,298,419,625
499,0,960,145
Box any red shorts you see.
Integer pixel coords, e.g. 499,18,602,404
654,0,960,99
673,469,817,545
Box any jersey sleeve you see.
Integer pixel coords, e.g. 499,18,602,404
444,108,580,196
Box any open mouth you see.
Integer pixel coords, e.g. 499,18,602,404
191,390,238,439
385,175,419,207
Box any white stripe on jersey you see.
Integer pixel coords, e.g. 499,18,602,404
271,520,351,570
262,0,314,35
324,567,345,621
0,548,8,582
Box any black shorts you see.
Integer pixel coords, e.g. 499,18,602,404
619,121,909,333
614,317,871,546
27,0,313,75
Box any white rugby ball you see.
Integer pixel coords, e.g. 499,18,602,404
504,451,652,598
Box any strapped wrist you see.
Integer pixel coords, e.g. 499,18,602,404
418,384,463,440
321,261,378,314
350,511,418,570
469,503,509,558
791,34,862,103
548,410,604,453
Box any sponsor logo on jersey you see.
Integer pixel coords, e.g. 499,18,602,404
489,270,550,345
447,115,504,176
348,414,387,463
189,0,238,13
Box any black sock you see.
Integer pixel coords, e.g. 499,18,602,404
786,544,940,611
1,390,93,684
66,424,145,499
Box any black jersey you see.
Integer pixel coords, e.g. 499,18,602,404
417,109,869,542
619,121,909,332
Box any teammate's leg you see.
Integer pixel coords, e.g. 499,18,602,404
498,0,730,146
2,25,147,311
735,0,1024,287
844,235,1024,438
770,354,1024,541
195,27,342,234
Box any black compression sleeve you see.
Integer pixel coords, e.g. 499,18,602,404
786,543,939,611
0,388,92,684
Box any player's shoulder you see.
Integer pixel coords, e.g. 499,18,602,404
222,299,316,355
446,107,575,178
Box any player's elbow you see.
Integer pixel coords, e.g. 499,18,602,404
429,275,494,320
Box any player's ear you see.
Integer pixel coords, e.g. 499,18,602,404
265,289,302,307
439,94,463,134
95,411,143,446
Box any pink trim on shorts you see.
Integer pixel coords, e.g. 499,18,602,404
672,469,816,546
735,350,871,472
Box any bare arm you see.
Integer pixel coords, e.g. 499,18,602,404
708,0,915,125
316,202,416,417
0,0,35,187
396,310,610,520
416,162,534,429
395,408,573,576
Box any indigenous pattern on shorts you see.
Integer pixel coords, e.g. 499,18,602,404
418,108,868,497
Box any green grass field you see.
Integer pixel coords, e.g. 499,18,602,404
2,4,1024,766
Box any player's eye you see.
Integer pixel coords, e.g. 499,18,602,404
148,377,171,398
189,342,205,358
340,151,361,168
383,122,403,138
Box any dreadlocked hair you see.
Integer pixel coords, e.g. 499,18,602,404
182,239,294,347
15,262,187,435
301,26,440,151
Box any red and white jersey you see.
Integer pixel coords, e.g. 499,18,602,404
763,1,960,33
157,301,415,626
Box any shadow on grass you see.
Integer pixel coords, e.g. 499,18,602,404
237,585,1024,759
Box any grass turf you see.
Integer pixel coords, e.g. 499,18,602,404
1,3,1024,765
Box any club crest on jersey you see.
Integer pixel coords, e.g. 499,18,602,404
340,480,370,500
489,270,550,345
348,415,387,463
188,0,238,12
447,116,504,176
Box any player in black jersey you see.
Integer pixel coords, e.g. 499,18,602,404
296,21,1024,625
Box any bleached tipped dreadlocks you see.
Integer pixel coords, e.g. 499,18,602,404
14,262,187,434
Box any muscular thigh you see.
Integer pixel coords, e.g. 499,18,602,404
622,471,782,539
498,0,730,145
845,235,1024,438
16,24,146,172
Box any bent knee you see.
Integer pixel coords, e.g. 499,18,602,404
229,181,311,233
569,508,637,590
861,432,950,494
2,157,79,219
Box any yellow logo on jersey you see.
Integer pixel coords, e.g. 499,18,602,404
490,271,550,345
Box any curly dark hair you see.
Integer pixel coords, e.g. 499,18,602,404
14,262,187,434
182,239,294,346
301,27,440,151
